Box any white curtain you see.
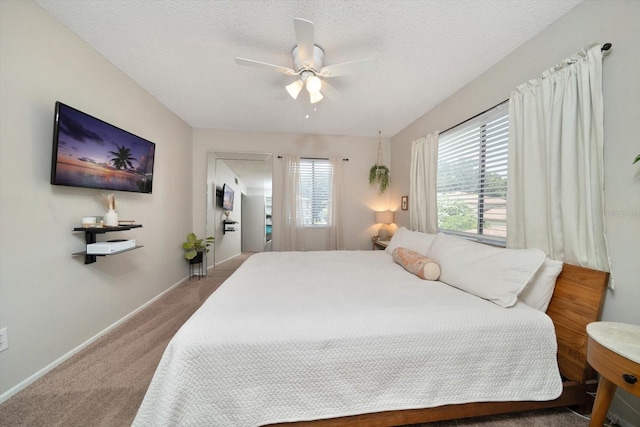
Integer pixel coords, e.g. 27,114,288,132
507,43,610,274
409,132,439,233
327,157,345,250
276,155,344,251
277,155,303,251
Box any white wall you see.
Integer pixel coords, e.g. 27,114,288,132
193,129,392,251
390,1,640,424
243,193,266,253
0,1,193,399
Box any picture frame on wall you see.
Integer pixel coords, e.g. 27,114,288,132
401,196,408,210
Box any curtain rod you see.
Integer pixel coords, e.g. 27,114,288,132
440,99,508,135
277,156,349,161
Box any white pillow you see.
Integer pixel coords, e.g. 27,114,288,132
519,257,563,312
428,233,546,308
385,227,436,256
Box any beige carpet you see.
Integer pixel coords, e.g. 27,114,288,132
216,251,255,271
1,251,590,426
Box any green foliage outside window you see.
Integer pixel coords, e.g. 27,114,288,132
437,200,477,232
483,173,507,198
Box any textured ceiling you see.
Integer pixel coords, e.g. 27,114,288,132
35,0,582,138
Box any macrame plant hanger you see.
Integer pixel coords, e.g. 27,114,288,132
369,131,390,194
376,131,384,166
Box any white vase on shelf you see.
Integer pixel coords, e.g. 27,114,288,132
104,208,119,226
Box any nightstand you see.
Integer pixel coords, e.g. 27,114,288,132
586,322,640,427
372,239,389,250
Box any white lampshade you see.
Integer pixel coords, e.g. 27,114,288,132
309,91,324,104
286,80,304,99
375,210,394,225
305,75,322,93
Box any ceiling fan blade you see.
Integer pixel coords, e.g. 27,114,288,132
235,57,296,75
319,79,342,102
293,18,315,69
318,58,378,78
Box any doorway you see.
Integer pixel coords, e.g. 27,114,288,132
206,152,272,269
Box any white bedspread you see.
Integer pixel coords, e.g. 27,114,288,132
134,251,562,426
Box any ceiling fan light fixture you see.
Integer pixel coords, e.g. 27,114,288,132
236,19,378,109
305,75,322,94
309,91,324,104
286,79,304,99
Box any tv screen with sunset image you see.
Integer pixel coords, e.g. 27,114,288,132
50,102,156,194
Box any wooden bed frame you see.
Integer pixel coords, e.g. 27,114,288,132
270,263,609,427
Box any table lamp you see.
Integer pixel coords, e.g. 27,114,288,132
375,210,394,240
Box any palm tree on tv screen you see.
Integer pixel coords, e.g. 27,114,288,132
109,144,137,171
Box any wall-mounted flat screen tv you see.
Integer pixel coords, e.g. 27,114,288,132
222,183,234,211
50,101,156,194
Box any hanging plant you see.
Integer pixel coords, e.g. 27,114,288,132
369,164,390,194
369,130,390,195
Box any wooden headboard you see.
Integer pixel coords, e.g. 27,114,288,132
546,263,609,384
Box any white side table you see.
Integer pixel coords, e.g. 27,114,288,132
586,322,640,426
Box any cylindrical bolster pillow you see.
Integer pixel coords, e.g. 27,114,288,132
392,247,441,281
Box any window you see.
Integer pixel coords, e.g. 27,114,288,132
298,159,333,226
437,101,509,245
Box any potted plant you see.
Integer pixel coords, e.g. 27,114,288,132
369,131,390,195
369,164,390,194
182,233,214,264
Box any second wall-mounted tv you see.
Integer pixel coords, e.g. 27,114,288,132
50,101,156,194
222,184,235,211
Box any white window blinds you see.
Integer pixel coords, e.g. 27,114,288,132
437,101,509,245
298,159,333,226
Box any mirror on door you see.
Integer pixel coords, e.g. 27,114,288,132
206,152,272,269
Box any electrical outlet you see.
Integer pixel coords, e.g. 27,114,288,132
0,327,8,352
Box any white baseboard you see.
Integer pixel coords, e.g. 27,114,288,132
0,275,189,404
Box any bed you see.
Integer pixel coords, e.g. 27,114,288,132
133,230,608,426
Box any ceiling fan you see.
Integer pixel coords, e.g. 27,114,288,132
235,18,377,104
